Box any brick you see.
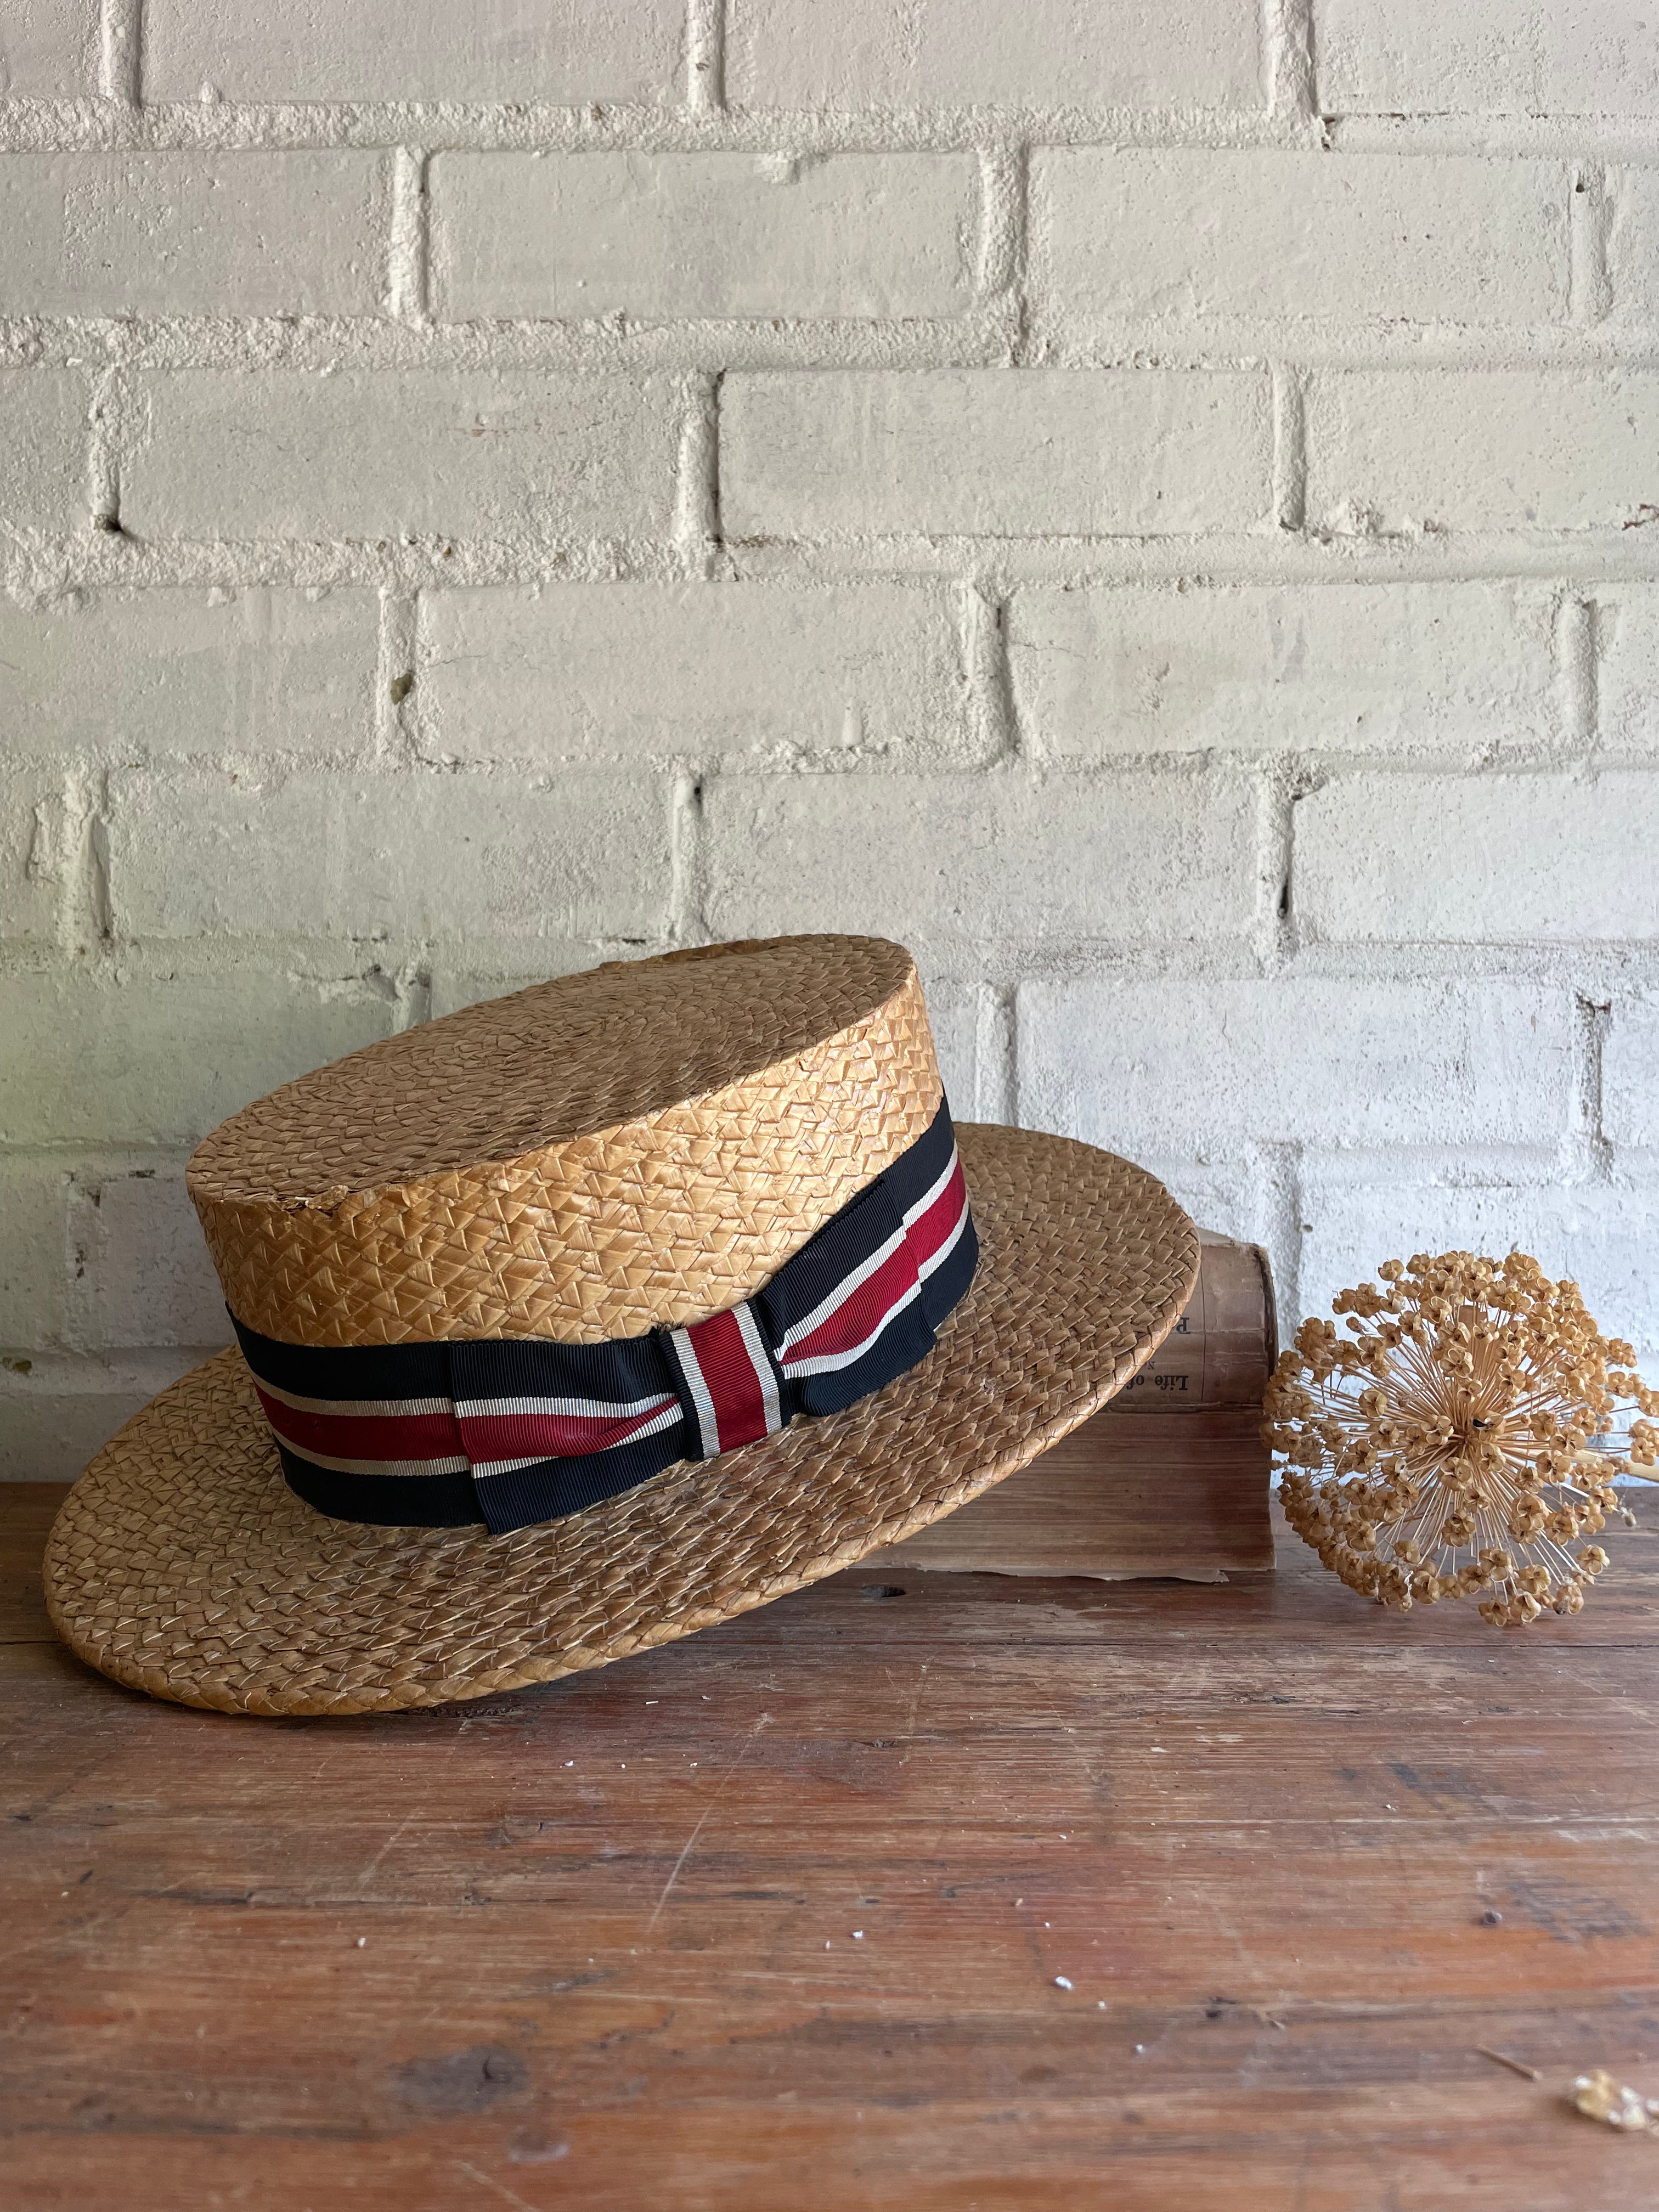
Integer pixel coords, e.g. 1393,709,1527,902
723,371,1272,540
0,970,400,1146
0,0,94,96
0,1160,66,1350
704,771,1258,945
1009,582,1554,759
123,371,678,542
0,1352,207,1482
418,583,974,765
1296,772,1659,941
3,589,379,759
0,154,388,317
1033,150,1567,324
1313,0,1659,119
913,979,982,1120
1306,370,1659,533
65,1164,230,1351
1604,992,1659,1149
108,768,673,942
729,0,1260,110
1296,1175,1659,1360
0,369,86,534
1018,977,1572,1154
431,152,977,321
1608,166,1659,325
144,0,680,103
1597,585,1659,755
1137,1158,1268,1250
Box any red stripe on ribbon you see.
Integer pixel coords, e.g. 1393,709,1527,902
783,1237,919,1370
454,1402,674,1465
906,1156,968,1272
254,1388,466,1468
684,1308,772,1452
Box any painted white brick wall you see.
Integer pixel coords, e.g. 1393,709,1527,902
3,0,1657,1474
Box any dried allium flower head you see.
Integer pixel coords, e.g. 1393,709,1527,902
1263,1251,1659,1626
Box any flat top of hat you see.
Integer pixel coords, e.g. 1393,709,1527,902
189,934,942,1348
191,935,914,1207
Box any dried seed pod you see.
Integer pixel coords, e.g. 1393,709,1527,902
1265,1251,1654,1627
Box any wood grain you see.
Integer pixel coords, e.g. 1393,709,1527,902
4,1479,1658,2210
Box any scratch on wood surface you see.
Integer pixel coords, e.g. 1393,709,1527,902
354,1809,420,1888
453,2158,547,2212
906,1660,930,1740
647,1714,771,1932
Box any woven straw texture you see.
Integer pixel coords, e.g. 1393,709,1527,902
189,936,941,1347
45,1126,1198,1716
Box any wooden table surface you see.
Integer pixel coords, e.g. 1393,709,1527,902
4,1481,1657,2211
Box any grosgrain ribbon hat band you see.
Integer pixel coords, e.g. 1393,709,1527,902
233,1098,977,1536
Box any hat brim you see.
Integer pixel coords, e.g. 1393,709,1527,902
43,1127,1198,1716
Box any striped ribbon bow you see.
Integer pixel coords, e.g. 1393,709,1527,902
233,1098,977,1534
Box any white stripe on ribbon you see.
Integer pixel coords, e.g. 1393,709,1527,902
668,1325,722,1458
915,1185,972,1283
901,1145,961,1232
275,1445,472,1479
253,1377,454,1420
776,1222,910,1361
734,1299,783,1437
781,1276,925,1380
451,1389,678,1424
776,1144,965,1368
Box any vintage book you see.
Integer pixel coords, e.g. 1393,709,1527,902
867,1231,1277,1582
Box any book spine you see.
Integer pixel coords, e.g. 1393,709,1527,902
1101,1235,1276,1414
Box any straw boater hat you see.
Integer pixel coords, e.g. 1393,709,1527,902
44,936,1198,1717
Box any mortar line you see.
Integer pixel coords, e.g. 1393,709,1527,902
1271,364,1307,535
85,363,123,534
9,314,1659,376
8,100,1659,160
375,588,421,764
391,960,433,1033
685,0,726,115
1257,762,1299,975
673,370,723,578
1570,991,1614,1184
1583,595,1606,756
82,764,112,950
975,984,1018,1126
99,0,142,105
978,142,1026,319
1263,0,1318,127
1569,161,1613,326
20,533,1659,601
388,147,430,325
966,580,1020,767
1261,1142,1305,1347
10,939,1659,1010
1553,591,1597,752
669,769,709,945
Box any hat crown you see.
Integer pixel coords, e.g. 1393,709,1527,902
188,936,943,1348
